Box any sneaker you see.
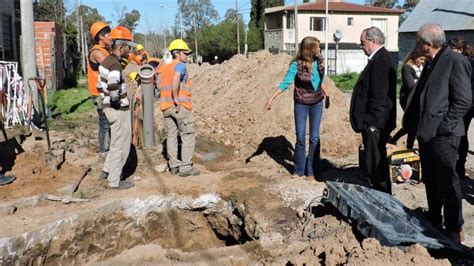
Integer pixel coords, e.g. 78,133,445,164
179,167,200,177
109,180,134,190
170,167,179,175
99,171,109,180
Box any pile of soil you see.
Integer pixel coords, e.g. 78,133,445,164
183,51,359,158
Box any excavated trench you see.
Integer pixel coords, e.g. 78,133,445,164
0,194,260,265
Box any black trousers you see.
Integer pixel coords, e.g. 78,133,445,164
419,135,463,232
361,128,392,194
456,108,473,178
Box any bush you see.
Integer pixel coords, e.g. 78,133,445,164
330,72,359,92
49,87,94,120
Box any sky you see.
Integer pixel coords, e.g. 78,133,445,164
74,0,367,33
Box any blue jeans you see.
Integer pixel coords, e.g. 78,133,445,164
294,101,323,176
93,96,110,153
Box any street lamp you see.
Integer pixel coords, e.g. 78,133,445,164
159,5,183,39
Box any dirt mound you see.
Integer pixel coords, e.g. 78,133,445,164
184,51,359,158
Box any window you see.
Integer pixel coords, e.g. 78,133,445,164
286,13,294,29
371,18,387,33
347,17,354,26
310,17,325,31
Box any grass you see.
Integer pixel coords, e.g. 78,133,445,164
329,72,359,92
49,87,95,120
330,66,403,93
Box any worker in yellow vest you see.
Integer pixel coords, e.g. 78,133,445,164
160,39,199,177
88,21,111,157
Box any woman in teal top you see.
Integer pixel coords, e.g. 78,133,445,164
265,36,328,181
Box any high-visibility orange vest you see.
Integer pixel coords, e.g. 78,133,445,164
87,45,110,96
159,59,192,111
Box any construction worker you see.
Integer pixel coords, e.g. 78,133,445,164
88,21,111,157
160,39,199,177
135,43,149,65
98,26,136,189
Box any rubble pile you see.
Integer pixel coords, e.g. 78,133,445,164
185,51,359,158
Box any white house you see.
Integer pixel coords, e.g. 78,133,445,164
264,0,402,74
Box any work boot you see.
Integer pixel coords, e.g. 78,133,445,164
0,175,16,185
179,167,200,177
99,171,109,180
170,167,179,176
109,180,134,190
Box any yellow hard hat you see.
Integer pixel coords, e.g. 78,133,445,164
129,71,138,81
168,39,191,53
137,44,144,51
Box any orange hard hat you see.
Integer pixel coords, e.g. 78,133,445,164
110,26,136,47
110,25,133,41
90,21,110,39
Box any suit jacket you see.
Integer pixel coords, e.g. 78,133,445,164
403,46,472,142
350,47,397,133
399,63,419,111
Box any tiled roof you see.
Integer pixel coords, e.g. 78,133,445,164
283,2,404,14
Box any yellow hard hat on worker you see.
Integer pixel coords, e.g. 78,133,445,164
168,39,192,53
137,44,144,51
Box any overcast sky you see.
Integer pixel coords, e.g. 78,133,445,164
72,0,370,33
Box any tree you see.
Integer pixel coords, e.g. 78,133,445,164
249,0,284,50
365,0,398,8
198,18,245,62
68,5,106,44
247,22,263,52
177,0,219,31
118,9,141,32
177,0,219,56
403,0,420,8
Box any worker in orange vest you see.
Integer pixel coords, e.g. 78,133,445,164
88,21,111,157
135,44,149,65
160,39,199,177
98,26,136,189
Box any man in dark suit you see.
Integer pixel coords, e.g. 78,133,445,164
403,24,472,244
350,26,397,194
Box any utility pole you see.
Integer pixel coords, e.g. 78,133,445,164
244,24,248,58
20,0,38,109
236,0,240,54
294,0,298,53
80,15,86,74
324,0,329,77
193,20,199,60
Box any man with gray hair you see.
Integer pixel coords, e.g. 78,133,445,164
350,26,397,194
403,24,472,244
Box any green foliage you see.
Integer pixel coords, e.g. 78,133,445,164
247,22,263,52
49,88,94,120
330,73,359,92
68,5,106,44
33,0,65,24
177,0,219,31
198,19,245,61
365,0,398,8
118,9,141,32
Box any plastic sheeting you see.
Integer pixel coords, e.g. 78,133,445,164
323,181,463,252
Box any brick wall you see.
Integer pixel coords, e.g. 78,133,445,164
34,21,64,92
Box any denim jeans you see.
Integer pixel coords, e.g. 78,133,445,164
93,96,110,153
294,101,323,176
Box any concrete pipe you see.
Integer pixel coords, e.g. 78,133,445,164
138,64,156,148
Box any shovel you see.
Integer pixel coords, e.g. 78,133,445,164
29,78,56,170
